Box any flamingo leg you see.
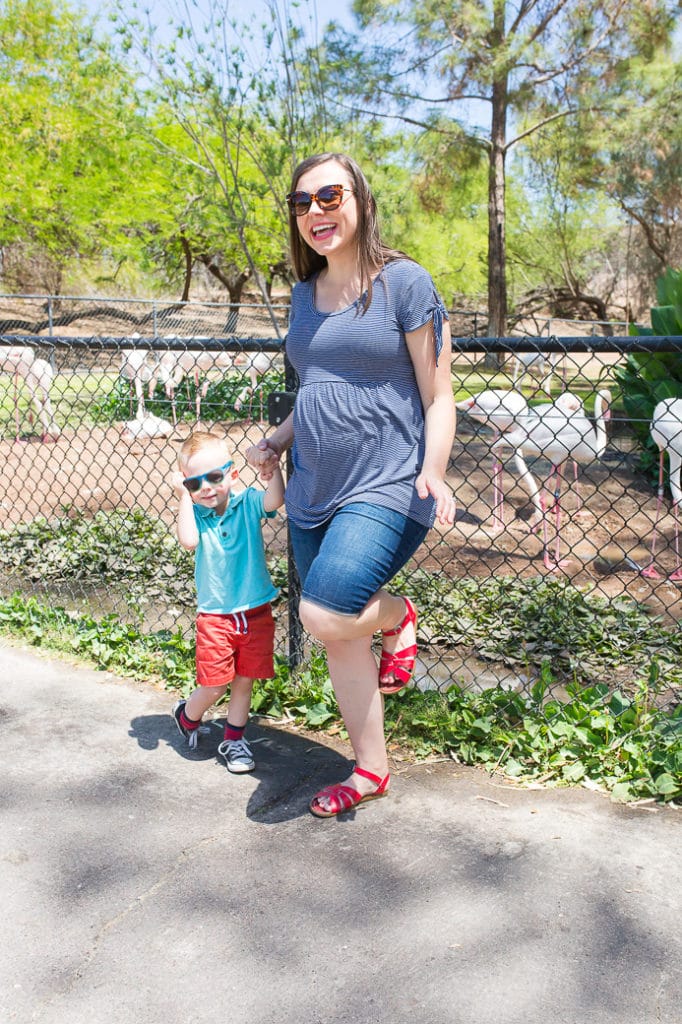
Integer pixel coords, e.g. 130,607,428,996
491,458,504,533
572,459,585,514
641,450,664,579
548,463,570,570
199,380,209,424
194,370,201,423
669,503,682,581
490,428,505,534
14,371,22,443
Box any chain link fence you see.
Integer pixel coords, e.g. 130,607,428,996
0,300,680,725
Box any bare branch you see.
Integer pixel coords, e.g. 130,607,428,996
506,107,577,150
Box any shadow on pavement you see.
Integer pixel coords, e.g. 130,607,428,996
128,710,353,824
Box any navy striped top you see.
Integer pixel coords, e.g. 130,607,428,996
285,259,449,529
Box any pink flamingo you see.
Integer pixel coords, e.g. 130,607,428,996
641,398,682,582
494,390,611,570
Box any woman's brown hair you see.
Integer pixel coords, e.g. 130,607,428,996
287,152,411,313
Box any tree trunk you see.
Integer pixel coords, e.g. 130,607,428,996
180,235,193,303
485,6,508,365
198,255,250,331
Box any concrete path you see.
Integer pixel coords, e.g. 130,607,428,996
1,642,680,1024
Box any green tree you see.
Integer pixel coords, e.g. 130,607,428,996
519,44,682,322
0,0,149,292
319,0,679,337
604,54,682,277
113,0,354,332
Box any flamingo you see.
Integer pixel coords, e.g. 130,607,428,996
641,398,682,582
122,409,174,441
494,390,611,570
526,392,585,513
234,351,272,423
23,358,60,441
456,389,529,532
149,344,233,425
512,351,559,397
120,338,154,419
1,345,36,441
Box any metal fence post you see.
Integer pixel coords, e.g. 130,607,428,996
283,352,304,670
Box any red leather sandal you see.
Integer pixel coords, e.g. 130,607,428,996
378,597,418,695
309,766,390,818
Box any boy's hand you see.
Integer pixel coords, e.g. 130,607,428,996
171,470,187,500
246,440,280,481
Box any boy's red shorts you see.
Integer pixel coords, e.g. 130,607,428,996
195,603,275,687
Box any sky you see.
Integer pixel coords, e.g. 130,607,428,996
80,0,488,133
84,0,358,44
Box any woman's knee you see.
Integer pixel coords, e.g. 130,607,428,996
299,599,352,642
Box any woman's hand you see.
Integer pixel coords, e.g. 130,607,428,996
416,472,456,526
246,439,281,481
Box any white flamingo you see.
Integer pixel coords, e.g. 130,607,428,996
120,338,154,420
512,351,559,397
23,358,60,441
1,345,36,441
456,389,530,532
234,351,272,423
122,409,174,441
149,344,233,425
641,398,682,582
494,390,611,569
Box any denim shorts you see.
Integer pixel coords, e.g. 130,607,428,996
288,502,428,615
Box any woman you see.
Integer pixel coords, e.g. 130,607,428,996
248,153,456,817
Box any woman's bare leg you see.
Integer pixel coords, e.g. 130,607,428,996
300,596,412,805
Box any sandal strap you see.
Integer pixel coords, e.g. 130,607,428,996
312,783,361,814
381,597,417,638
354,765,384,786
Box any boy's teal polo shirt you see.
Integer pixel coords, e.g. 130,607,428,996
192,487,279,614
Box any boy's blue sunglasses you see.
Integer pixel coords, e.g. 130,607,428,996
182,460,234,493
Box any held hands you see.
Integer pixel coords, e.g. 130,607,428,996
416,472,456,526
246,439,281,481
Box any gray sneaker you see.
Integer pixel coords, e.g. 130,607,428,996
218,737,255,773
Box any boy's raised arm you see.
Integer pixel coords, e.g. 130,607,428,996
172,471,200,550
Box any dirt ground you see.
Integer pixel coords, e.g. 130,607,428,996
1,413,681,629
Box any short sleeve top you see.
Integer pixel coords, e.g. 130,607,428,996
193,487,279,614
284,259,449,528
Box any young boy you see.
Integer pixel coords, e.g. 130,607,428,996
171,431,285,773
